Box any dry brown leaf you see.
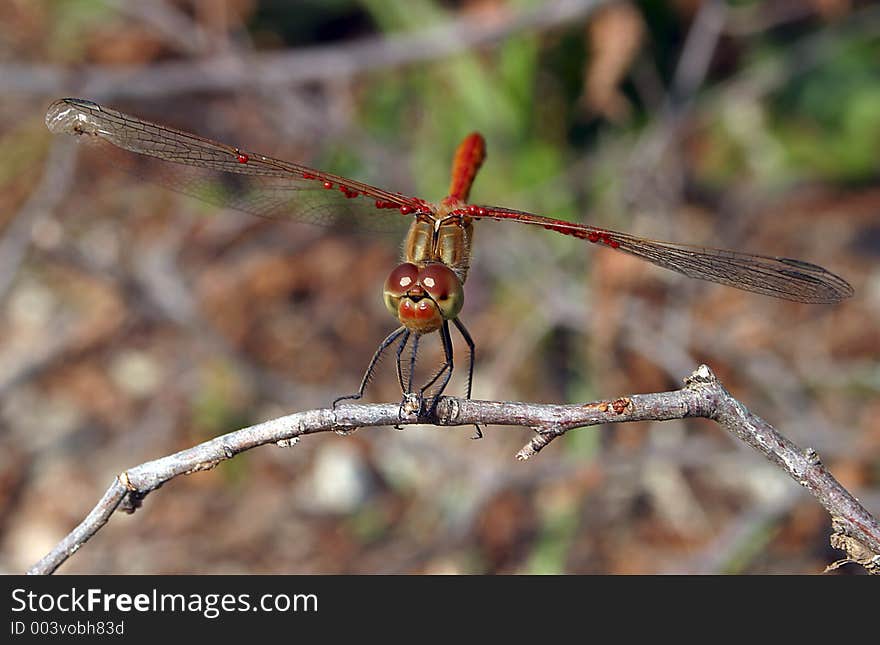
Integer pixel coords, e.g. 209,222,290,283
86,25,166,65
809,0,852,19
582,2,645,122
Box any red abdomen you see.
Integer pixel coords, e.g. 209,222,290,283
444,132,486,205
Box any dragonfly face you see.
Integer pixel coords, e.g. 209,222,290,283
384,261,464,333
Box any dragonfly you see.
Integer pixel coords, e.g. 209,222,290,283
45,98,854,428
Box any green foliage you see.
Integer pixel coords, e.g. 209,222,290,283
48,0,115,61
771,31,880,182
190,361,251,439
524,495,580,574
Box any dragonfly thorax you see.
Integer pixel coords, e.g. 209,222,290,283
383,262,463,333
403,215,474,285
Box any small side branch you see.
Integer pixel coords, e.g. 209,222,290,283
27,365,880,575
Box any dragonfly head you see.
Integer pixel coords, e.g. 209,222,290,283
383,262,463,333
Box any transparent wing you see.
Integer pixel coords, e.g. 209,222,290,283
469,206,853,304
45,98,425,233
45,99,853,304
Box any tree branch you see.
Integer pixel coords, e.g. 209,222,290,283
4,0,612,100
26,364,880,575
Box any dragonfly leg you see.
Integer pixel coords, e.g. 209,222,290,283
395,330,412,394
333,326,407,408
407,333,421,392
419,321,454,418
394,333,424,426
399,332,421,394
394,331,418,427
452,317,482,439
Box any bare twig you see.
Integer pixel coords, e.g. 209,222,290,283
711,2,880,105
725,0,827,37
26,364,879,575
0,139,79,302
625,0,728,215
3,0,612,99
668,0,728,111
107,0,216,56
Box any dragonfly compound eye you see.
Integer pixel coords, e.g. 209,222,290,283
383,263,420,316
418,264,463,320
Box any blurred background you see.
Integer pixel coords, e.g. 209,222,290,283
1,0,878,574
